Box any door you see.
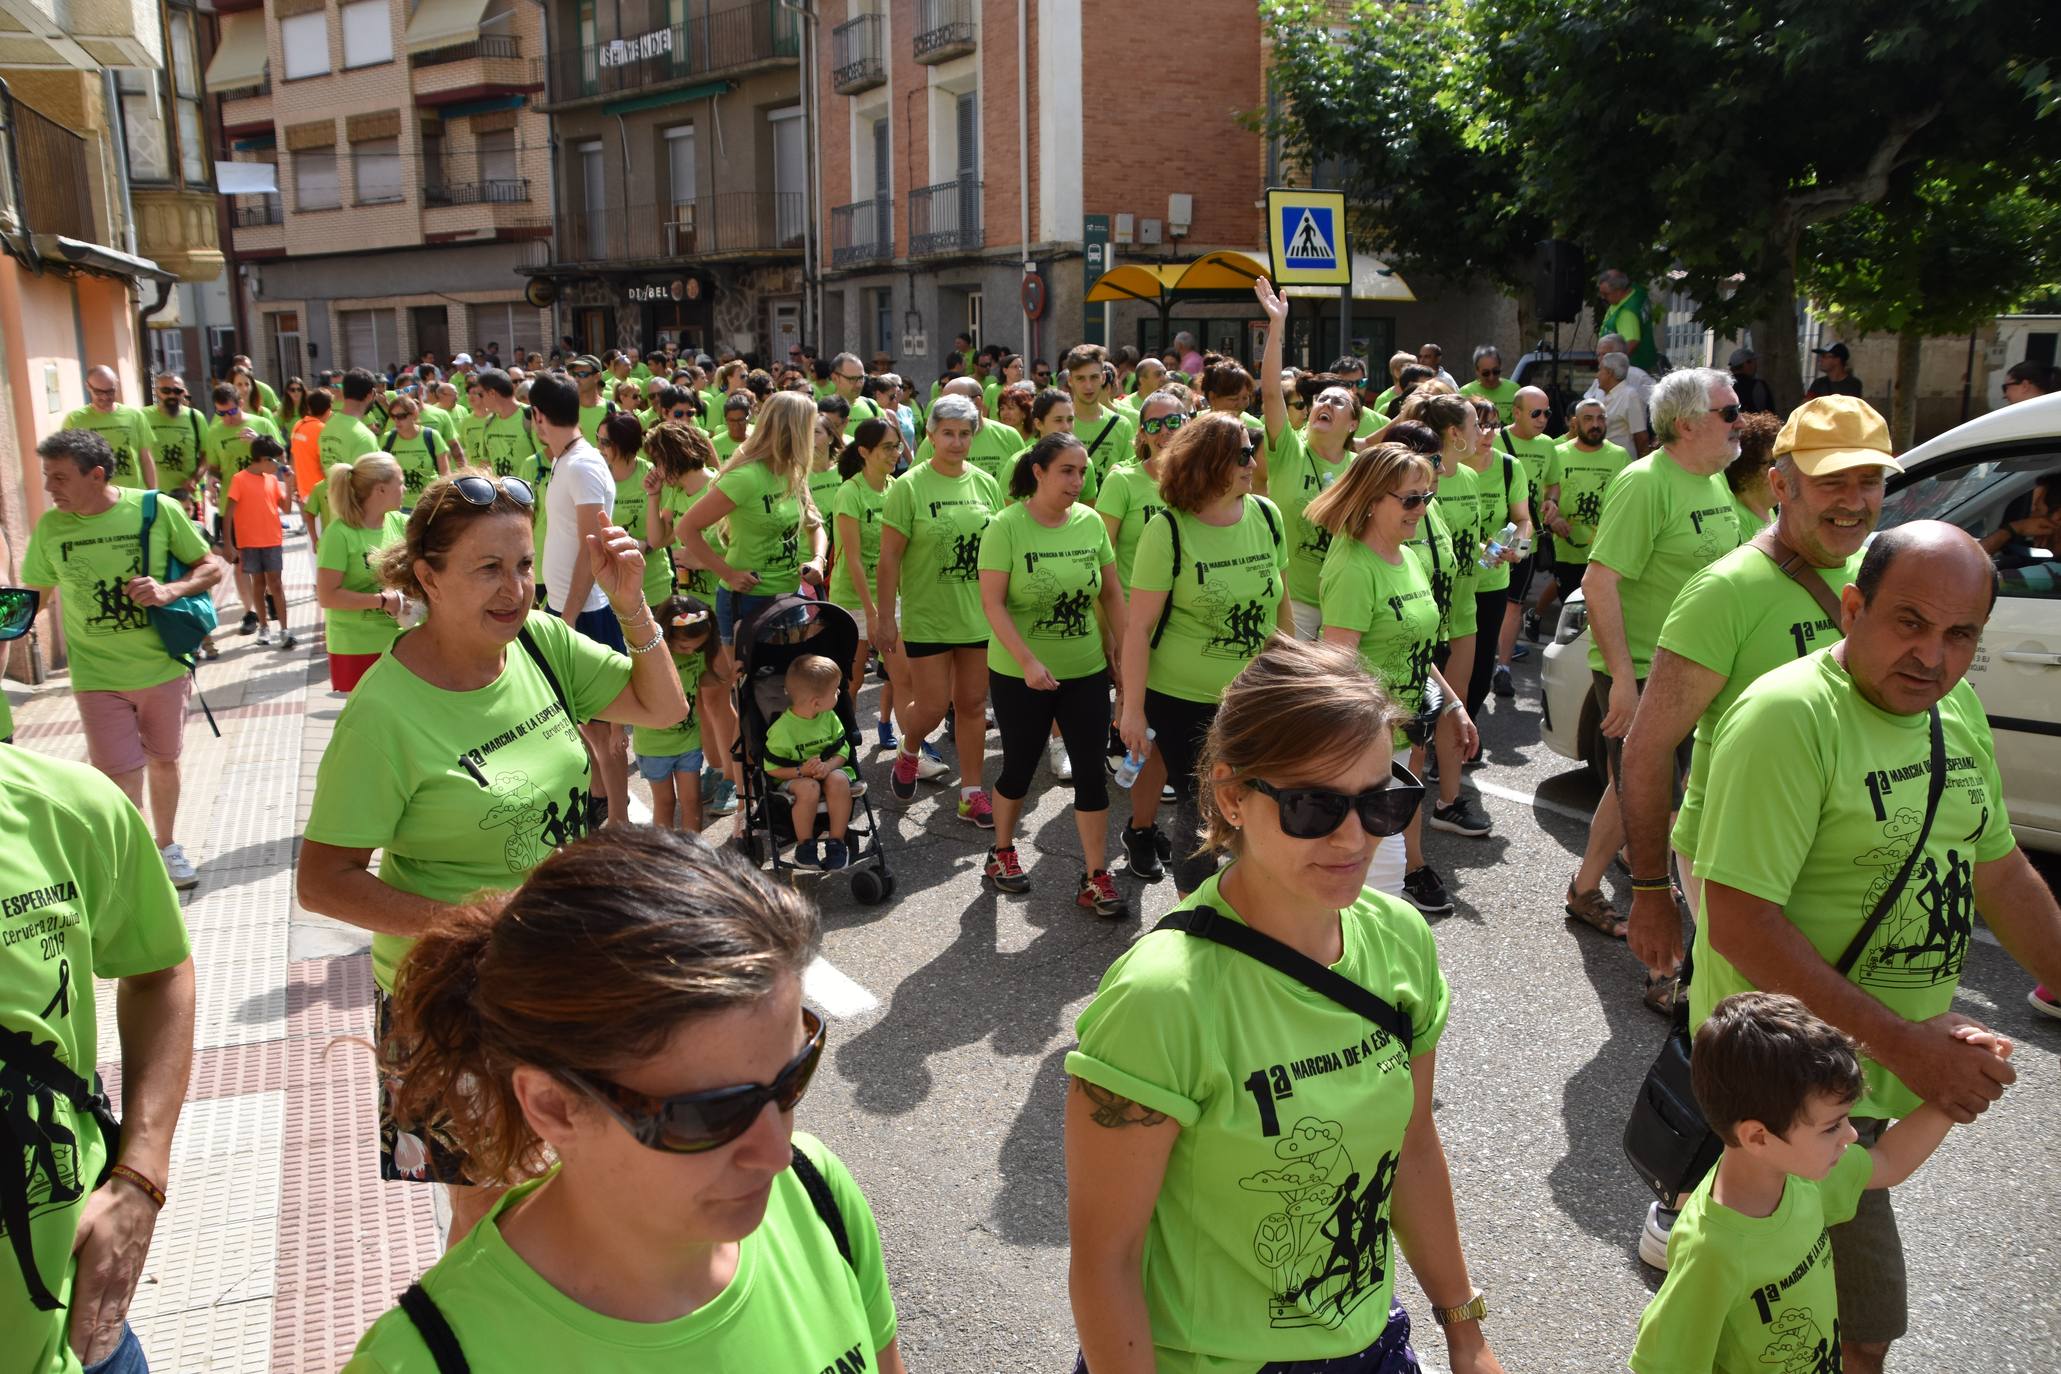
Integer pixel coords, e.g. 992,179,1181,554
769,298,801,361
955,92,978,243
272,311,301,386
770,106,804,248
576,307,610,355
577,140,607,259
411,306,450,366
871,117,891,249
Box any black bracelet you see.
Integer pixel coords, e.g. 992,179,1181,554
1629,877,1673,892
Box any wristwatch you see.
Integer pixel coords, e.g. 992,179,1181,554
1431,1289,1488,1327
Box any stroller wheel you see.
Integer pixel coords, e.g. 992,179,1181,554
877,867,897,899
850,867,888,905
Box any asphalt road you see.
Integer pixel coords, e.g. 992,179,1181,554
738,649,2060,1373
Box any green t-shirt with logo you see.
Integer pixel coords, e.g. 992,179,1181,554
577,402,611,446
1469,455,1524,594
316,511,409,656
22,488,212,692
713,460,806,597
1659,545,1861,862
343,1133,896,1374
318,412,380,470
418,403,460,450
807,466,844,551
1498,430,1556,517
659,483,725,602
631,651,706,756
1586,448,1743,677
379,428,445,503
711,427,750,463
1074,406,1136,492
881,461,1003,643
1691,651,2015,1119
205,412,285,477
827,474,890,611
1631,1144,1871,1374
145,405,208,494
0,748,192,1374
1408,499,1455,641
610,457,675,608
1093,462,1165,589
1731,493,1769,542
1066,868,1448,1374
1541,439,1632,563
1269,426,1354,606
463,411,542,480
1434,464,1481,638
1129,496,1286,703
1319,535,1440,722
1457,377,1520,426
61,404,154,489
977,501,1115,681
303,612,633,992
763,706,855,781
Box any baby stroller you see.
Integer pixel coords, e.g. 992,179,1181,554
731,593,897,904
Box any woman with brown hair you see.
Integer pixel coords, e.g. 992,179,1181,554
1067,636,1501,1374
1722,410,1783,540
1116,412,1288,895
343,826,906,1372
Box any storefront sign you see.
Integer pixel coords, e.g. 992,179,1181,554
626,280,688,303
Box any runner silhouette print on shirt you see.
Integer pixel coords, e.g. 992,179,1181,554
1852,766,1987,991
1239,1116,1399,1329
1022,547,1101,642
944,531,983,581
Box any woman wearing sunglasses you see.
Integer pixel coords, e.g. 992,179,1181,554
345,826,906,1373
1069,636,1501,1374
1256,277,1362,643
299,471,689,1240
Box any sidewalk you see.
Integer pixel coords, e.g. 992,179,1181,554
8,535,439,1371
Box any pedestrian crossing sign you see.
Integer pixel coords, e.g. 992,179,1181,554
1266,188,1350,285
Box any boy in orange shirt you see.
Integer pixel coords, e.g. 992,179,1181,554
291,389,332,550
225,434,297,649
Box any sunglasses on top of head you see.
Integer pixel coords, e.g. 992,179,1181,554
1245,761,1425,839
562,1008,827,1153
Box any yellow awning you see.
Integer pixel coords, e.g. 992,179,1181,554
1172,250,1268,291
202,12,268,93
404,0,493,55
1084,263,1186,306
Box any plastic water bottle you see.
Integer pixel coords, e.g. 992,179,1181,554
1478,522,1520,570
1113,728,1157,789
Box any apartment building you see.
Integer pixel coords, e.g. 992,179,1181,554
524,0,809,360
213,0,553,385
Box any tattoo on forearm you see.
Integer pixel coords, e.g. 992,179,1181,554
1077,1079,1169,1129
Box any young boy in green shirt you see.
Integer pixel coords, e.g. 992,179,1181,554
1631,991,2009,1374
763,653,857,871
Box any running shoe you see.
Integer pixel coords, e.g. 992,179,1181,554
706,778,740,816
1077,869,1127,919
238,610,258,636
958,789,994,829
875,720,898,751
1522,609,1542,642
2029,985,2061,1020
1639,1203,1678,1271
699,765,723,801
1429,796,1492,836
1121,824,1166,882
201,638,220,661
820,838,849,871
915,741,951,780
160,842,199,891
1160,783,1177,803
254,628,271,646
794,838,822,869
984,845,1030,892
1511,643,1530,661
890,748,921,800
1492,664,1515,697
278,633,298,651
1049,736,1074,782
1401,865,1452,915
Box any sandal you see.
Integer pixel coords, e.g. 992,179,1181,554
1643,970,1681,1016
1565,884,1628,939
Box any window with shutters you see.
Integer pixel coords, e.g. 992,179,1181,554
296,149,340,211
353,137,404,204
770,106,804,248
281,11,330,80
467,304,546,359
341,0,394,68
341,309,400,372
476,129,519,188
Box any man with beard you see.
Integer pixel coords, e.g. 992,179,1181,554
1531,398,1631,630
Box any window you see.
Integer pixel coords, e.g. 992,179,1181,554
341,0,394,68
280,11,330,80
477,129,518,188
467,303,547,359
966,289,982,350
168,12,209,185
295,149,340,210
116,70,170,182
422,122,447,198
577,139,606,258
870,287,894,359
340,309,400,373
353,137,404,204
770,106,804,247
664,126,695,208
150,328,187,379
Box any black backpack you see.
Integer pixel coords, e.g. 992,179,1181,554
1147,497,1283,648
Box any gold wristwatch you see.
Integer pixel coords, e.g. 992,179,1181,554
1431,1289,1488,1326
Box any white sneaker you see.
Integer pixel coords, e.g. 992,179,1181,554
1049,736,1074,782
160,842,199,890
1639,1202,1677,1271
912,743,951,781
255,628,272,646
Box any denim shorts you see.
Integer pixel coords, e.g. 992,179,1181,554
637,747,704,783
716,586,779,645
82,1324,147,1374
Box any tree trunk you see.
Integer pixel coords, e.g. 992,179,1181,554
1890,329,1924,451
1752,270,1807,417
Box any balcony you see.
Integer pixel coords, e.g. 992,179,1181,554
7,98,93,241
547,1,800,108
411,41,545,107
231,195,284,226
830,14,885,95
131,187,225,281
554,192,804,265
413,33,520,65
912,0,974,64
908,179,981,258
426,179,532,206
830,198,892,268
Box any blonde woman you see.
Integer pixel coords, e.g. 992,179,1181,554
313,453,408,692
675,391,828,646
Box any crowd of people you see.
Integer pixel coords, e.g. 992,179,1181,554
4,263,2059,1374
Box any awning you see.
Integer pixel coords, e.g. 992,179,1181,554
202,12,269,93
404,0,492,55
1282,252,1416,303
1086,250,1272,308
34,235,177,284
1084,263,1184,308
601,81,733,118
214,161,278,195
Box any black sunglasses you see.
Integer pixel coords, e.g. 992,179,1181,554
1526,407,1549,418
1287,397,1310,410
1141,413,1189,436
1237,439,1259,465
564,1009,827,1153
1714,403,1742,423
429,473,535,523
1478,369,1502,380
0,587,40,642
1388,489,1434,511
1247,761,1425,839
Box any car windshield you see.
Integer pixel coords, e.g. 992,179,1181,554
1880,450,2057,535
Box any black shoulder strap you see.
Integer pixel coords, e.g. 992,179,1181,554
789,1143,855,1269
1149,509,1183,649
1086,412,1121,458
380,430,397,451
399,1281,471,1374
517,624,577,727
1251,494,1280,548
0,1024,119,1310
1834,705,1947,976
1154,906,1413,1052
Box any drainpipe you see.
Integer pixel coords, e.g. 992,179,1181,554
1016,0,1028,355
102,68,155,379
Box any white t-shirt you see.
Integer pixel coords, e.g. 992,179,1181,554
542,437,614,614
1598,381,1650,456
1583,364,1656,405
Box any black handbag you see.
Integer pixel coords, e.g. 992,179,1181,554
1622,702,1945,1203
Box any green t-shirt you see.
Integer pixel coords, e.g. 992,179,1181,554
316,511,409,656
1630,1145,1871,1374
713,460,806,596
205,412,285,476
1585,448,1742,677
1602,285,1659,370
881,461,1003,643
1731,493,1769,541
1691,651,2016,1119
711,427,750,463
807,466,844,547
0,747,192,1374
344,1133,896,1373
303,612,633,991
1093,462,1165,589
1066,869,1449,1373
145,405,208,493
61,404,154,488
1318,535,1440,721
1433,464,1481,638
1074,406,1136,495
1354,405,1382,439
1129,496,1286,703
577,402,611,446
763,706,854,780
1541,439,1632,563
318,412,380,470
1498,430,1556,522
1469,454,1524,594
379,428,445,503
977,501,1115,680
660,483,725,602
1658,544,1861,861
22,488,212,692
418,403,460,449
610,457,675,608
631,651,706,756
848,395,885,427
304,480,329,526
827,474,890,611
1457,377,1521,426
1269,426,1354,606
463,411,542,480
1408,499,1455,641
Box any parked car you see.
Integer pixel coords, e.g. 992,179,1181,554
1509,347,1672,439
1537,392,2061,851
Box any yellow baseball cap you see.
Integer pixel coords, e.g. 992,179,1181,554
1773,395,1902,476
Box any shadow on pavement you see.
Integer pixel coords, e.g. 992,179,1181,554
989,1048,1074,1247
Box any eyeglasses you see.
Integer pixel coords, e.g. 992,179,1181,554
1287,399,1310,411
1141,413,1189,436
87,385,118,398
427,473,535,523
1715,403,1742,423
1526,407,1548,418
1387,489,1434,511
571,369,598,379
1237,439,1259,466
564,1009,826,1153
1246,762,1425,839
837,370,864,382
158,389,187,399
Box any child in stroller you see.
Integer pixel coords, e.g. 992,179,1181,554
763,654,859,869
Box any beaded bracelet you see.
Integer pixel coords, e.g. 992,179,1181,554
108,1163,166,1210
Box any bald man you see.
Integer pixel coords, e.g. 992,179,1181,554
1492,384,1558,688
1690,520,2060,1372
64,366,157,490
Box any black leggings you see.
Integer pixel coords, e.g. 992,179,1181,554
990,668,1112,811
1143,688,1223,892
1466,586,1509,716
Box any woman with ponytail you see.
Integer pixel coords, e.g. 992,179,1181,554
313,453,407,692
344,827,907,1372
828,419,905,748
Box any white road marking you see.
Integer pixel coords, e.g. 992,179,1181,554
627,793,652,824
805,956,880,1017
1474,777,1595,824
